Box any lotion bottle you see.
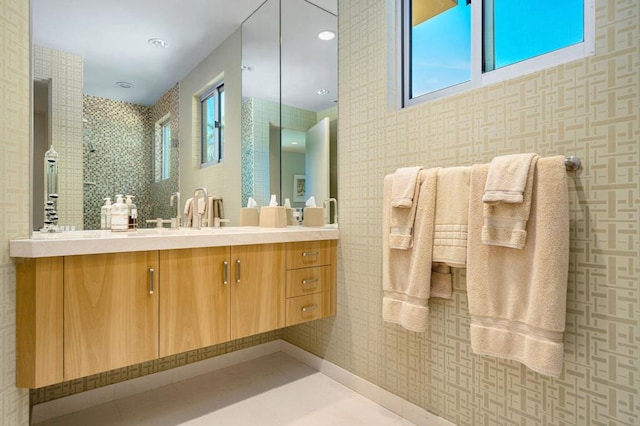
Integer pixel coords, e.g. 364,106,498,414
125,195,138,231
110,195,128,232
100,197,112,230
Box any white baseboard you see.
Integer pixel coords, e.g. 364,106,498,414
32,339,454,426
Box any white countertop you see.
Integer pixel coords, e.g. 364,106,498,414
10,226,339,258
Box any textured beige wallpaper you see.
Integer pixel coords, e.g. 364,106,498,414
0,0,31,424
284,0,640,425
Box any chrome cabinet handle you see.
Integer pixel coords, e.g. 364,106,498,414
302,251,319,257
149,268,155,295
236,259,241,283
301,278,318,286
301,304,318,313
223,261,229,285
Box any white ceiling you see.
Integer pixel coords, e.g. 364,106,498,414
32,0,337,108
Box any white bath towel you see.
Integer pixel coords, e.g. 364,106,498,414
383,168,438,332
467,156,570,377
433,166,472,268
391,166,423,208
389,168,427,249
483,153,537,204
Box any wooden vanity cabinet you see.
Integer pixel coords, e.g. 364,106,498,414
230,244,285,339
63,251,159,380
159,247,230,357
15,239,334,387
159,244,285,357
16,257,63,388
284,240,337,326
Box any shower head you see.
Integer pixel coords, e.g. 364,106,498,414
87,141,96,153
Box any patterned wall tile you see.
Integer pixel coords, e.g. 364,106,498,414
0,0,32,424
284,1,640,425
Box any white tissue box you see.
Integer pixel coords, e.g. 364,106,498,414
259,206,287,228
303,207,325,227
239,208,259,226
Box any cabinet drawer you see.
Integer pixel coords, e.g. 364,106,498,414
286,241,334,269
286,292,331,326
286,266,331,298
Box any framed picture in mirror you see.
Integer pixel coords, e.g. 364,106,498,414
293,174,306,202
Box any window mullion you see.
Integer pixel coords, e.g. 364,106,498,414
471,0,484,86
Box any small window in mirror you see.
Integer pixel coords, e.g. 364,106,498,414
201,83,224,166
154,115,171,182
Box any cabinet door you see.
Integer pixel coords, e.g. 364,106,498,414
159,247,230,357
230,244,285,339
64,251,158,380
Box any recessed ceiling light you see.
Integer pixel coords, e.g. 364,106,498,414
316,89,329,95
241,65,254,72
318,30,335,41
116,81,134,89
148,38,168,48
291,141,299,145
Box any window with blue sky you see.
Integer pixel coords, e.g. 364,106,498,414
406,0,587,104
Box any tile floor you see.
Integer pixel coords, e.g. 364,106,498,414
36,352,415,425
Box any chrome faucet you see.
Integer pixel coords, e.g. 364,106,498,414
323,198,338,225
193,187,209,229
170,192,180,229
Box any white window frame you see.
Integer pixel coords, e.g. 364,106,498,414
200,82,225,168
401,0,595,108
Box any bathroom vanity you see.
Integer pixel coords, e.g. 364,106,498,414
11,227,338,388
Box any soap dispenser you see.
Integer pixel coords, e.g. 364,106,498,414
100,197,112,230
110,195,128,232
125,195,138,231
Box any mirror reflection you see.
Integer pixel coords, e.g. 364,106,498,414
242,0,337,213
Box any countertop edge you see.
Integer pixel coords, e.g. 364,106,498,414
10,227,339,258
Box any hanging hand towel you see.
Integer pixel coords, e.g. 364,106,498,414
183,197,194,227
467,156,570,377
483,153,537,204
383,168,438,332
391,166,423,208
389,167,428,249
482,155,539,249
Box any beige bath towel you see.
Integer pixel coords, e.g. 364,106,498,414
391,166,423,208
466,156,570,377
482,155,539,249
483,153,537,204
383,168,438,332
433,166,472,268
389,168,426,249
206,196,224,226
430,263,452,299
183,197,194,227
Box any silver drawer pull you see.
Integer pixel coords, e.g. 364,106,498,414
236,259,241,283
301,278,319,286
149,268,155,295
302,251,319,257
223,261,229,285
301,304,318,313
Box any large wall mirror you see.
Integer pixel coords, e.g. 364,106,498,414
241,0,338,213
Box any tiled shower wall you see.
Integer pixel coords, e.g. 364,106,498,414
284,0,639,425
0,0,30,424
82,95,153,229
33,45,84,230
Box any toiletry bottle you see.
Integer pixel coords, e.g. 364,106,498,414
110,195,128,232
125,195,138,231
100,197,112,230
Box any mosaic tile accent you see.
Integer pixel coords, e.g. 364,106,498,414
30,330,282,405
82,95,153,230
284,1,640,426
241,98,255,207
33,45,84,230
0,0,31,423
